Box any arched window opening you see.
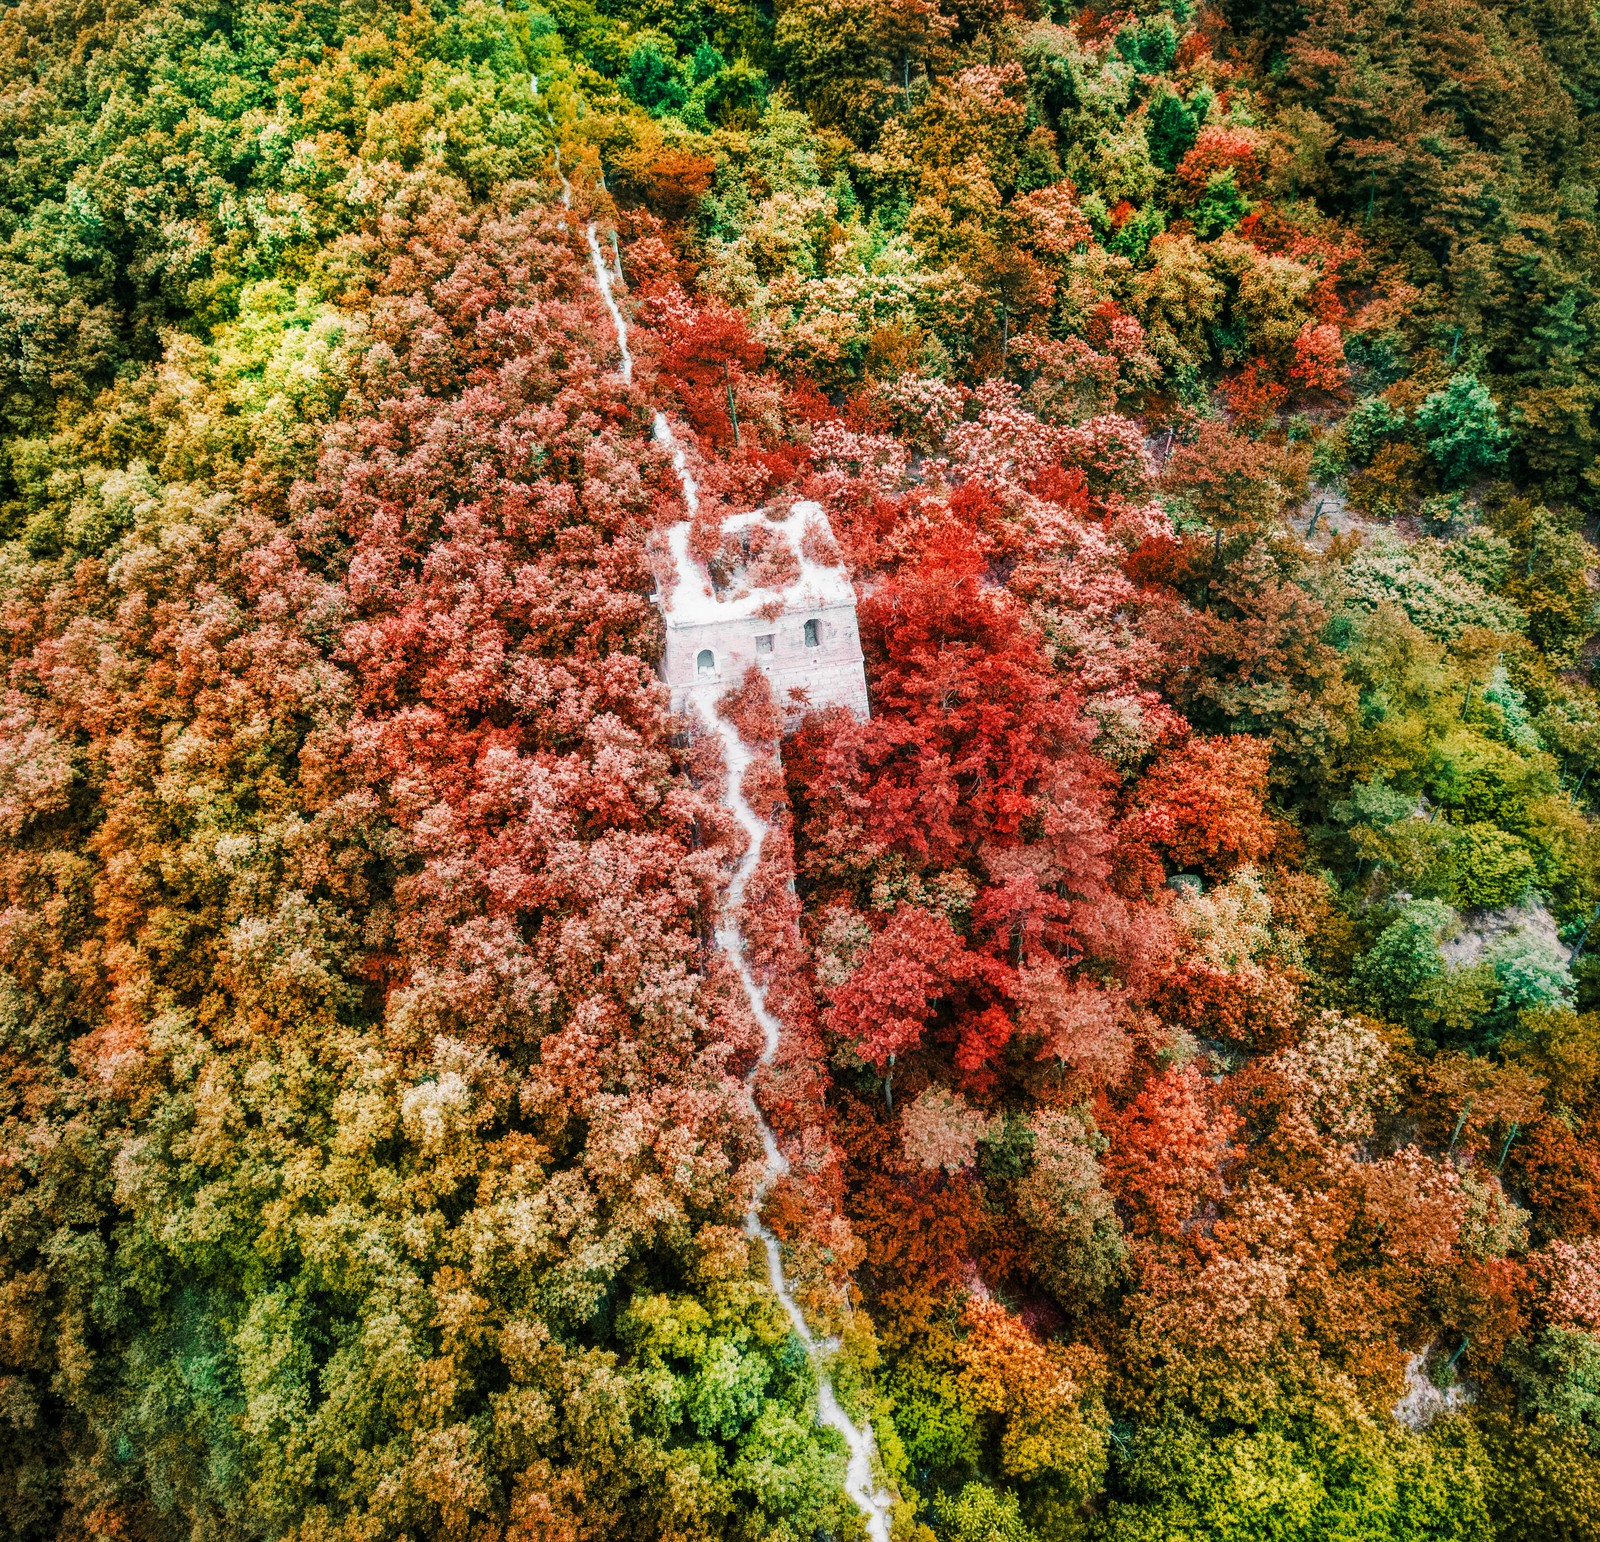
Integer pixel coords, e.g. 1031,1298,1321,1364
697,648,715,677
803,618,820,647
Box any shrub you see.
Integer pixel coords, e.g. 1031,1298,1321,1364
1487,931,1575,1019
1344,396,1410,464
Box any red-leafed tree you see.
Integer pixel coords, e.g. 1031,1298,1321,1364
826,903,1003,1072
1105,1064,1242,1238
1136,734,1277,877
797,524,1107,872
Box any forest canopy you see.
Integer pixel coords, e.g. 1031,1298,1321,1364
2,0,1600,1537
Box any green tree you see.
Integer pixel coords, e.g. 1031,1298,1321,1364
1147,91,1200,174
1514,1329,1600,1446
1418,374,1512,487
1192,170,1252,239
1115,16,1179,76
1351,899,1460,1030
626,38,689,113
934,1481,1038,1542
1442,824,1538,909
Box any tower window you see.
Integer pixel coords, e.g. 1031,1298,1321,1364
803,618,820,647
696,648,715,677
756,634,774,655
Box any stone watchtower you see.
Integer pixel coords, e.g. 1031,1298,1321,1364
657,501,870,724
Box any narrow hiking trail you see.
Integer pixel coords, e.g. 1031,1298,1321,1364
577,185,895,1541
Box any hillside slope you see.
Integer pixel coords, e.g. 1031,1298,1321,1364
2,0,1600,1539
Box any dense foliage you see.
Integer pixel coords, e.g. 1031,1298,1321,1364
2,0,1600,1537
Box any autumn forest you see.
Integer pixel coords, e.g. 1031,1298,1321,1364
2,0,1600,1536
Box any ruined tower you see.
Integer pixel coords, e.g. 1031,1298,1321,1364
657,500,870,724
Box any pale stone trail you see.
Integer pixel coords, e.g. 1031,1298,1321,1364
578,181,895,1541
